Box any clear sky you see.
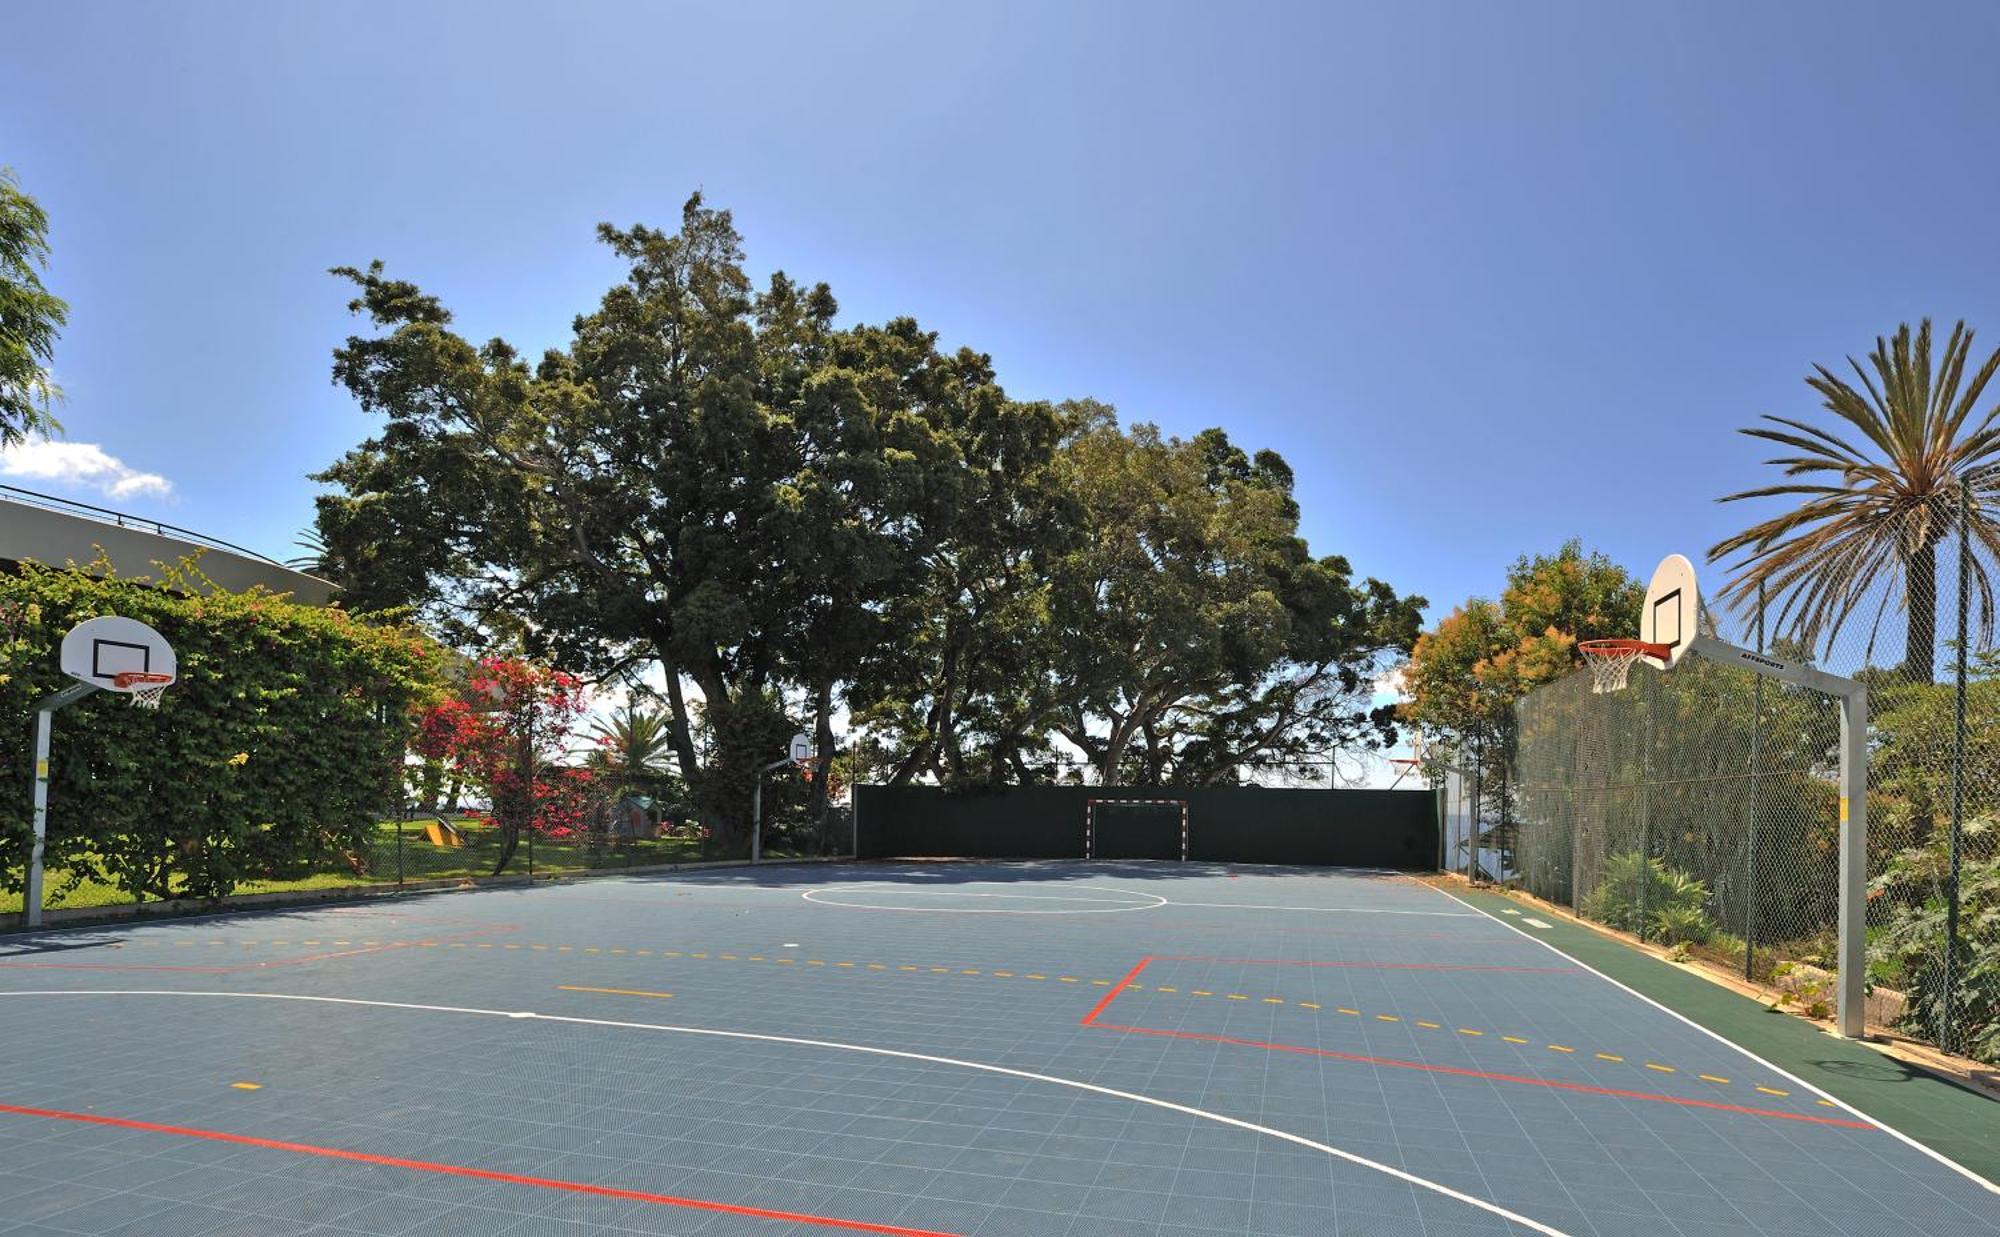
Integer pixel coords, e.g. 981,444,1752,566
7,0,2000,623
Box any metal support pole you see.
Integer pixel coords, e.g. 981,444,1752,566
1746,583,1764,980
25,681,99,929
1836,687,1869,1038
1945,478,1971,1052
751,756,793,863
1469,736,1484,883
1637,681,1652,942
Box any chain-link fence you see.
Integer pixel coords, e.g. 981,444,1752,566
1503,478,2000,1064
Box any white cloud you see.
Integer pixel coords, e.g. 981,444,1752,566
0,440,173,501
1372,665,1409,701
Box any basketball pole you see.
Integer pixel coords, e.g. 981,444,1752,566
1687,633,1868,1037
25,681,100,930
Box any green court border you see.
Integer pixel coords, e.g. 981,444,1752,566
1449,886,2000,1189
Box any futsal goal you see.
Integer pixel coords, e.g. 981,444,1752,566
1085,798,1189,861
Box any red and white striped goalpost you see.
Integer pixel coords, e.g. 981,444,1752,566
1084,798,1189,861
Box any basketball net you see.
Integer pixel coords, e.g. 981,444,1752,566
113,671,173,710
1577,639,1667,695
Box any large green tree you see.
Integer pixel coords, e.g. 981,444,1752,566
0,168,67,445
317,195,1046,841
1048,412,1422,784
1709,319,2000,680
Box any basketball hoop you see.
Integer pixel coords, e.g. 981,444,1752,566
1578,639,1669,694
112,671,174,710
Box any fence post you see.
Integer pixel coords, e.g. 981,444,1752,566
1945,477,1971,1054
1636,675,1652,941
396,810,405,887
1746,582,1764,980
1470,735,1484,884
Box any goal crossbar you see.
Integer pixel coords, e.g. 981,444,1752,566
1085,798,1189,861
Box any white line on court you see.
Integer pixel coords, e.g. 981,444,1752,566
802,887,1167,914
1163,900,1478,917
1423,883,2000,1200
0,989,1572,1237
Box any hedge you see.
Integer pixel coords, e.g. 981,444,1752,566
0,559,444,904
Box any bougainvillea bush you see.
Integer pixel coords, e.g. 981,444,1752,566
0,559,444,904
411,656,595,873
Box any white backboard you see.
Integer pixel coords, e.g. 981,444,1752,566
789,732,812,761
1640,554,1700,669
59,615,176,692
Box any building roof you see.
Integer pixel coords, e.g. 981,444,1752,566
0,484,338,605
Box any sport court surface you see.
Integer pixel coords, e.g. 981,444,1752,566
0,863,1994,1237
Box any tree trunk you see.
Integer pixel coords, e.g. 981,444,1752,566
1905,539,1938,681
416,760,444,813
811,679,834,854
661,669,703,783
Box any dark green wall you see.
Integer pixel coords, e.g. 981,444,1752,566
854,785,1440,869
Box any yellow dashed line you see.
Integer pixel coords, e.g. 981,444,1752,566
899,965,919,972
1336,1007,1360,1016
1190,989,1212,996
1155,986,1177,993
776,959,795,966
1699,1075,1730,1085
992,971,1013,978
961,969,981,975
1596,1053,1623,1062
868,964,888,970
1227,994,1249,1001
806,961,825,967
1459,1028,1484,1037
1415,1021,1441,1029
530,945,547,951
1645,1063,1675,1074
1548,1045,1575,1054
1263,998,1285,1005
230,1082,262,1091
1756,1086,1788,1097
1091,980,1110,986
559,985,673,1000
1299,1002,1319,1010
1502,1036,1529,1045
1375,1015,1400,1023
748,956,765,962
1026,974,1046,980
835,962,854,968
1818,1099,1836,1108
504,944,520,950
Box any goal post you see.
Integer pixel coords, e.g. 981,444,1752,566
1085,798,1189,861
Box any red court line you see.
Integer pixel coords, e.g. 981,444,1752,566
1080,956,1154,1026
0,1102,962,1236
1089,1022,1870,1130
1159,956,1576,973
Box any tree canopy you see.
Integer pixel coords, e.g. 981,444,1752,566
315,193,1425,837
1404,540,1641,753
0,168,68,446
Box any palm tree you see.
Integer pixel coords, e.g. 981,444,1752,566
1709,319,2000,680
583,701,676,797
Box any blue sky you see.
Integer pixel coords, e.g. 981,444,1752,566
7,0,2000,625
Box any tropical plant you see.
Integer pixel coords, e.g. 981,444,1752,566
1708,319,2000,680
1580,851,1711,938
584,701,677,797
0,167,68,445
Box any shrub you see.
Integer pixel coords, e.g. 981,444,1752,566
1580,851,1712,938
0,559,443,903
1650,904,1713,947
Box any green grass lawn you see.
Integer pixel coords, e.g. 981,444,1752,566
1,818,796,915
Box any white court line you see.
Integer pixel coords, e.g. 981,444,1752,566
0,989,1572,1236
803,887,1166,914
817,886,1159,904
1164,900,1477,917
1424,884,2000,1199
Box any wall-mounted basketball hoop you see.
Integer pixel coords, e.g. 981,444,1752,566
25,617,176,927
